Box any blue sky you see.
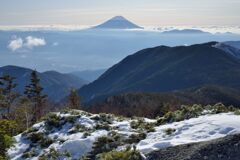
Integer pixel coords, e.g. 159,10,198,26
0,0,240,26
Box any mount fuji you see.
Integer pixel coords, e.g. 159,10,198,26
93,16,143,29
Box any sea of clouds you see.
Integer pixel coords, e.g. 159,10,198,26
0,25,240,34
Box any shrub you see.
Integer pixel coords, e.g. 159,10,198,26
87,135,121,159
75,124,86,130
48,148,59,158
59,138,66,144
44,113,61,130
39,148,59,159
80,156,91,160
91,115,101,121
212,103,229,114
130,119,156,132
60,108,71,114
22,148,37,159
156,104,234,126
130,119,145,129
163,111,175,123
173,110,184,122
145,123,156,133
39,148,71,159
68,124,87,134
0,134,14,158
95,122,111,131
116,116,125,122
28,132,53,148
40,137,54,148
0,120,17,135
125,132,147,144
180,105,203,119
93,136,116,151
97,146,142,160
69,110,82,115
22,152,32,159
23,127,38,135
191,104,204,114
91,113,113,124
64,116,78,124
0,120,17,158
234,109,240,115
108,131,122,141
164,128,176,135
28,132,45,143
82,132,91,138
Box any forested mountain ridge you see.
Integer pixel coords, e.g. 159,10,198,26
79,42,240,103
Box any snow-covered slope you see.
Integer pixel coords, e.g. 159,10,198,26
8,109,240,159
137,113,240,154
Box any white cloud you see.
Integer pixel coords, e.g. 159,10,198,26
8,36,46,52
24,36,46,49
8,37,23,51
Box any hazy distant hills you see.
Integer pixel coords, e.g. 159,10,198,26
71,69,106,82
92,16,143,29
79,42,240,103
0,66,87,101
162,29,210,34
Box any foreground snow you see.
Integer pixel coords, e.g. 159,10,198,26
8,110,240,160
137,113,240,153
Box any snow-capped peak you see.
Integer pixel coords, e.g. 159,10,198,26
110,16,127,21
92,16,143,29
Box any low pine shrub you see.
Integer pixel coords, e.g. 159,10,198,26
130,119,156,132
97,146,142,160
28,132,53,148
164,128,176,135
157,103,235,125
95,122,111,131
44,113,62,130
125,132,147,144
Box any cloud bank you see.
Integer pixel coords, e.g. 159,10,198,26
8,36,46,52
25,36,46,49
8,37,23,51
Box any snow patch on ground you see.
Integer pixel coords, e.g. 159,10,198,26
137,113,240,153
57,130,108,159
7,134,30,160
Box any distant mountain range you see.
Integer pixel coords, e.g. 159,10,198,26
1,26,239,73
162,29,210,34
71,69,106,82
92,16,143,29
0,66,87,101
78,41,240,104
